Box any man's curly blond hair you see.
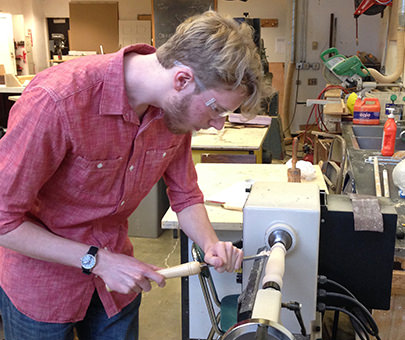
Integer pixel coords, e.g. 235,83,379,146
156,10,269,119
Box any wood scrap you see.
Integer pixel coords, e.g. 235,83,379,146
287,137,301,182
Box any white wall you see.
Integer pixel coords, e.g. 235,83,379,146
22,0,49,72
42,0,69,18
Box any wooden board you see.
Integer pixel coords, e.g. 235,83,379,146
268,62,285,118
69,2,119,54
373,293,405,340
261,19,278,28
324,88,342,98
323,100,346,115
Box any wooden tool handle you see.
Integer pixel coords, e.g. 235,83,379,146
287,137,301,183
383,169,390,198
373,157,382,197
157,261,201,279
292,137,299,168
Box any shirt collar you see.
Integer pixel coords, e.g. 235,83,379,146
99,44,156,124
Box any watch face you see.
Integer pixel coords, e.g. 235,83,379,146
81,254,96,270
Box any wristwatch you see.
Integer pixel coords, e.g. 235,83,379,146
81,246,99,275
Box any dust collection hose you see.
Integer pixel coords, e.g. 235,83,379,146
365,0,405,83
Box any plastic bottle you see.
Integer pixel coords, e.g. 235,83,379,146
353,97,380,125
381,112,397,156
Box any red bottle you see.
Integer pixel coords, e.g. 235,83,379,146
381,113,397,156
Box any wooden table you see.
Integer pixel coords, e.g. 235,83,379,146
191,125,269,164
162,163,327,231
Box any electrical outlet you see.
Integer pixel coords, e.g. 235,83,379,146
296,62,303,70
308,78,317,86
303,63,310,70
311,63,320,70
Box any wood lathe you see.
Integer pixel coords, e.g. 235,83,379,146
186,181,397,340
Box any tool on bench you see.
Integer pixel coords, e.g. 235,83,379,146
365,155,401,165
287,137,301,183
373,156,382,197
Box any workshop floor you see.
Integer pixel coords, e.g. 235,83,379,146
130,231,182,340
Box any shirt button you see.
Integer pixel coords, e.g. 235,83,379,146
120,200,125,206
162,152,167,158
97,163,103,168
129,165,134,171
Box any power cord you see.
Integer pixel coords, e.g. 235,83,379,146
325,292,380,338
318,275,356,299
317,275,381,340
317,303,370,340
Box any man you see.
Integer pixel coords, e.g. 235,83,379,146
0,10,266,340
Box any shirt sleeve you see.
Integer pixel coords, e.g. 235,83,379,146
163,134,204,213
0,86,70,234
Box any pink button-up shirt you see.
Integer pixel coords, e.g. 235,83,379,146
0,44,204,323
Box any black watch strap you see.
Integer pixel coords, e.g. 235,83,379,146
88,246,98,256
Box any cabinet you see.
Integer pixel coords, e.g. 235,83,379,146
0,92,16,128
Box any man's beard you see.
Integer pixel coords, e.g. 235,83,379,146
163,93,193,135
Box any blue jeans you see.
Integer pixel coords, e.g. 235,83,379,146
0,286,141,340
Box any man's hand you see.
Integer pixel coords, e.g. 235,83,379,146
203,241,243,273
94,249,166,294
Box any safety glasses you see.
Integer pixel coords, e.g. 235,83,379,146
174,61,231,119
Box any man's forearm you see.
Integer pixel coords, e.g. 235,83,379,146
0,221,90,269
176,203,219,253
0,221,167,294
176,203,243,272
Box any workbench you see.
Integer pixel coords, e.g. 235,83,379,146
191,125,269,164
161,163,327,340
341,122,405,339
162,163,327,231
0,86,24,94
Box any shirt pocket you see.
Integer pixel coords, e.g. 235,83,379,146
138,146,178,193
69,155,124,195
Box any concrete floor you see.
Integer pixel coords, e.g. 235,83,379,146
130,231,182,340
